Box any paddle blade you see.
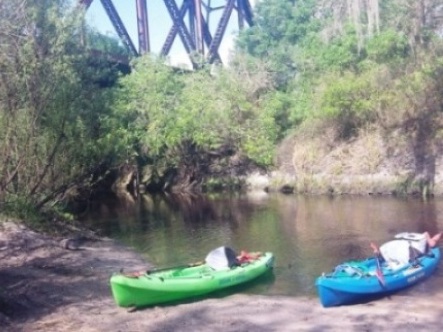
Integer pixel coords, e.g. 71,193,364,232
375,257,386,287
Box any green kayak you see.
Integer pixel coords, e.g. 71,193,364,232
110,249,274,308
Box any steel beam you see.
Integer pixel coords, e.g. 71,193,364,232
207,0,236,64
100,0,138,56
136,0,150,54
81,0,254,66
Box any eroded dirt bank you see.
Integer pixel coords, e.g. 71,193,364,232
1,221,443,332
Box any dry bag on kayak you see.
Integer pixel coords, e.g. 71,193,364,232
380,232,427,268
205,246,239,270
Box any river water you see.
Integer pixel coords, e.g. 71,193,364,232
80,192,443,299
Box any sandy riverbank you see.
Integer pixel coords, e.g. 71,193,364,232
1,221,443,332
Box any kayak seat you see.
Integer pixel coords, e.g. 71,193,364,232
205,246,240,270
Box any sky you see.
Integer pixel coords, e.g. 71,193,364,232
85,0,255,67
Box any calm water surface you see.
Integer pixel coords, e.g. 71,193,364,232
81,193,443,299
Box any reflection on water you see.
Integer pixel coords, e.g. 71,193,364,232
81,192,443,298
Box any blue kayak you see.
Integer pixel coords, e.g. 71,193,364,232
316,247,440,307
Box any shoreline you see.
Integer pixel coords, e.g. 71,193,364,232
1,221,443,331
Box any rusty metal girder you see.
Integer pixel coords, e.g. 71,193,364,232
81,0,254,65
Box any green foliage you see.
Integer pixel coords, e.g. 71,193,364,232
238,0,443,144
2,195,43,225
365,29,409,64
317,27,364,72
317,70,379,139
85,27,131,58
238,0,318,56
0,0,130,217
259,91,296,139
237,0,319,88
114,55,279,169
4,0,443,208
116,56,184,158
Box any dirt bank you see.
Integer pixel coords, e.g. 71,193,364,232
1,221,443,332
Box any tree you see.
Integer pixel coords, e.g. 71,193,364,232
113,55,278,192
236,0,319,88
0,0,130,219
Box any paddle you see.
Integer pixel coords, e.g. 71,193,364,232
146,260,204,274
120,261,205,278
374,254,386,287
371,242,386,287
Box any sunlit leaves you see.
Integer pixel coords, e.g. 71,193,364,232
113,55,279,168
365,29,409,64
